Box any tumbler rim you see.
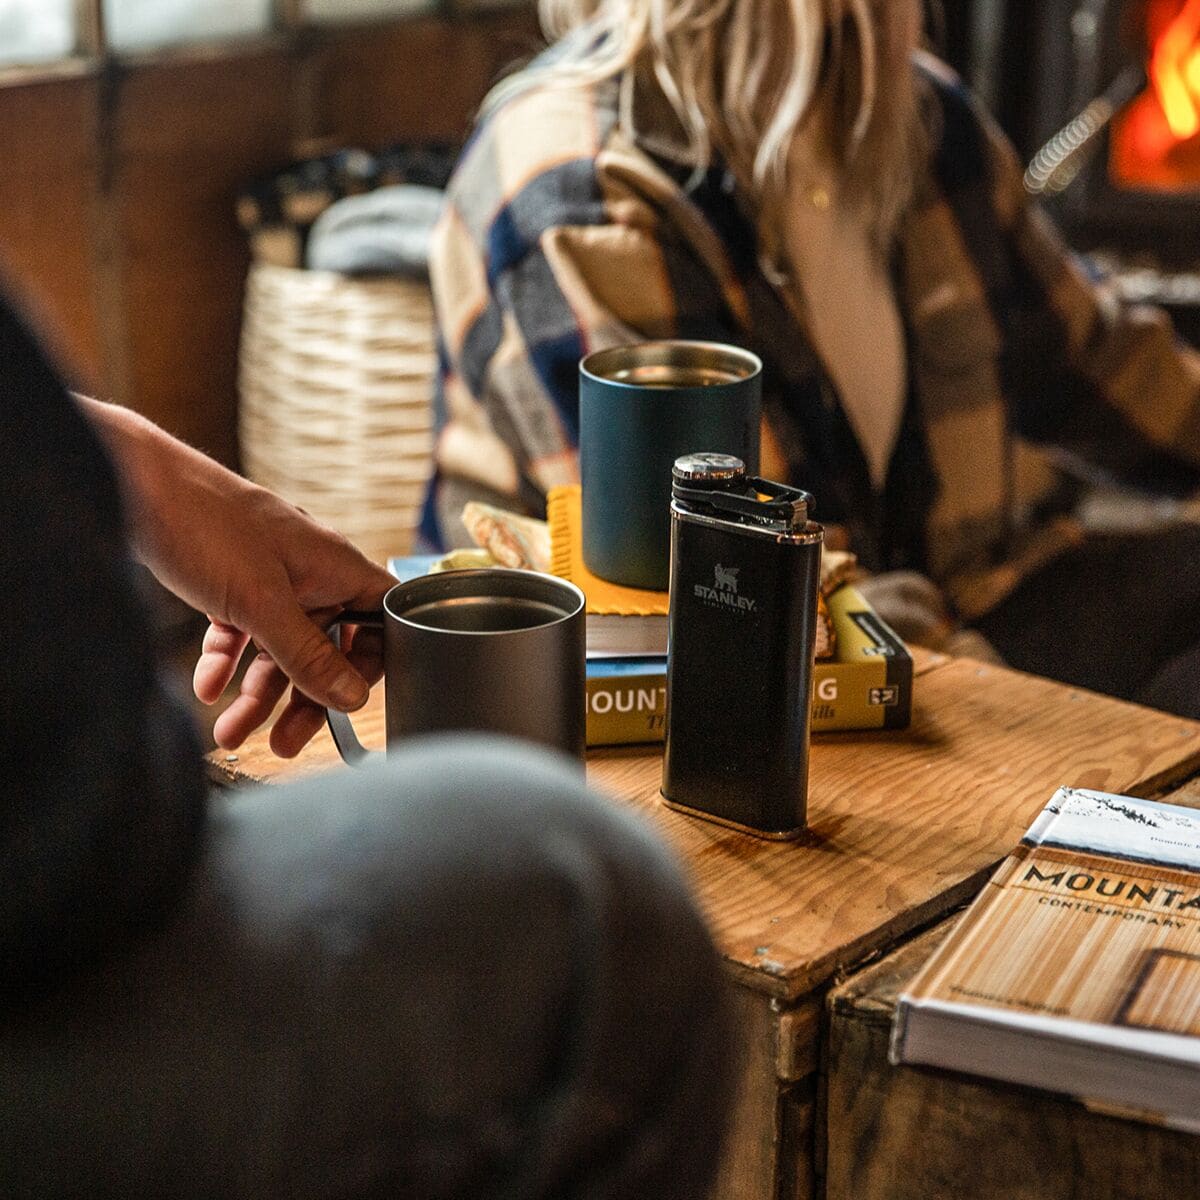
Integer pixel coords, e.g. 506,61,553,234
580,339,762,389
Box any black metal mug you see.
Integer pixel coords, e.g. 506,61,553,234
326,568,587,765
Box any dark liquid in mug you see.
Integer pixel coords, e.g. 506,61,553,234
604,365,743,387
400,596,568,633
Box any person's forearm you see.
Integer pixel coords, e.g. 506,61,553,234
74,395,172,562
72,392,391,748
73,394,263,581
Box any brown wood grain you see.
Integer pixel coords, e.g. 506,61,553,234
209,655,1200,1002
779,1082,817,1200
113,50,295,463
708,985,793,1200
317,14,542,149
0,76,105,393
699,983,819,1200
824,916,1200,1200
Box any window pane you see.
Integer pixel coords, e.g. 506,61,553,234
105,0,274,52
305,0,437,22
0,0,75,65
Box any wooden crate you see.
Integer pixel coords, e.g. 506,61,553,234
211,654,1200,1199
823,780,1200,1200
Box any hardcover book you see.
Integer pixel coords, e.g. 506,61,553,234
545,485,669,658
581,576,913,744
891,787,1200,1131
810,583,911,732
571,578,912,743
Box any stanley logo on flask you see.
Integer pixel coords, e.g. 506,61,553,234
694,564,757,612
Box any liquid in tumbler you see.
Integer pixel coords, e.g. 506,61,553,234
661,454,824,839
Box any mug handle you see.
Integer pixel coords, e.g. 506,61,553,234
325,609,385,768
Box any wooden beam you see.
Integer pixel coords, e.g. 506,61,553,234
274,0,307,30
87,58,132,407
76,0,104,56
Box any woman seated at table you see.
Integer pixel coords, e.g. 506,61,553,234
424,0,1200,718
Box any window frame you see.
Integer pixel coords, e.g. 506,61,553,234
0,0,477,81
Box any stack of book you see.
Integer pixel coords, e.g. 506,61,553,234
545,485,671,746
546,486,669,659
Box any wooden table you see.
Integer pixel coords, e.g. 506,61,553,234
210,650,1200,1199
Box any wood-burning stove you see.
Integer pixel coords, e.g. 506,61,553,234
1047,0,1200,259
1018,0,1200,334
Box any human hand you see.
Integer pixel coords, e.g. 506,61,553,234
852,571,955,648
82,398,395,756
187,503,393,758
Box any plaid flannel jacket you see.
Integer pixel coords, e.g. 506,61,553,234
425,54,1200,620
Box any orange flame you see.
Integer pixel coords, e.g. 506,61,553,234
1152,0,1200,140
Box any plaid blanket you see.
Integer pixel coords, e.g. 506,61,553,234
424,55,1200,620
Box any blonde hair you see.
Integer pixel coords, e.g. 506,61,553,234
500,0,926,254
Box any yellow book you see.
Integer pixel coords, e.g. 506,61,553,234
547,485,669,656
586,657,669,747
811,583,911,732
893,787,1200,1132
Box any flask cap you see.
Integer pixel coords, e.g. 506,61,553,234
671,453,746,487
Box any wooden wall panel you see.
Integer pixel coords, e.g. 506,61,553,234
318,12,542,148
114,49,295,463
0,76,105,394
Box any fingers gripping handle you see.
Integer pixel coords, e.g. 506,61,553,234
325,610,384,768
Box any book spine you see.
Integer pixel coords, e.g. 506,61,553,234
587,669,668,747
818,583,912,731
546,488,575,583
887,995,914,1066
809,658,912,732
588,657,913,745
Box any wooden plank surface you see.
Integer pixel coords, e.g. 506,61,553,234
114,50,296,464
209,654,1200,1001
706,986,809,1200
823,902,1200,1200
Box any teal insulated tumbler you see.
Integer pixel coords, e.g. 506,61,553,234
579,341,762,591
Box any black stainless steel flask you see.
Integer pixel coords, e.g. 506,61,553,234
661,454,824,839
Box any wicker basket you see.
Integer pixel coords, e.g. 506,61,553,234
238,262,435,564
